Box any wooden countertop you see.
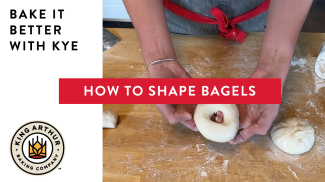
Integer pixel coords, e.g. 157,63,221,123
103,28,325,181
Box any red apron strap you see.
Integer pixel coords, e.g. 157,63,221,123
163,0,219,24
229,0,270,25
163,0,270,43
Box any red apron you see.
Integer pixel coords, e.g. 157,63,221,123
163,0,270,43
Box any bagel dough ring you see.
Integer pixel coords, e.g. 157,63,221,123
271,117,315,154
194,104,239,143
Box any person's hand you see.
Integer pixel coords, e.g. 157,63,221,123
229,104,280,144
228,0,312,143
148,60,198,131
230,68,281,144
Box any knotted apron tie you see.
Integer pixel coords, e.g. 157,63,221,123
163,0,270,43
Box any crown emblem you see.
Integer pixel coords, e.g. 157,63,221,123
29,136,46,159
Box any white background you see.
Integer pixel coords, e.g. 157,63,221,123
0,0,102,180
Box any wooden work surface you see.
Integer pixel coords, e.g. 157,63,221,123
103,28,325,181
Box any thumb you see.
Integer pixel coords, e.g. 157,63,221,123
156,104,192,124
180,119,198,131
229,124,259,145
173,110,192,124
230,111,275,144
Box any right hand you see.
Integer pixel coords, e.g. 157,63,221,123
148,60,198,131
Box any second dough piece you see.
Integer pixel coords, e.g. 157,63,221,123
103,110,118,128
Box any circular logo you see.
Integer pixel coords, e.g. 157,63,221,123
10,121,64,175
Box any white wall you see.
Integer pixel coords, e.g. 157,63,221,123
103,0,131,21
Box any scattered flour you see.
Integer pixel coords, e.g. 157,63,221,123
196,144,204,152
290,56,325,93
291,58,308,73
222,160,229,170
306,100,316,108
184,65,205,77
103,42,111,50
200,171,207,177
287,166,299,180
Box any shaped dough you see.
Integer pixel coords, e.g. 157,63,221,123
271,117,315,154
194,104,239,142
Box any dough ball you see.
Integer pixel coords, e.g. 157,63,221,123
271,117,315,154
103,110,118,128
194,104,239,143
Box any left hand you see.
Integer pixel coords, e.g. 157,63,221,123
149,60,198,131
229,68,281,144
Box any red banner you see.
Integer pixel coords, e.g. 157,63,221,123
59,78,281,104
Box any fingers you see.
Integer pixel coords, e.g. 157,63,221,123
156,104,192,125
210,111,224,123
230,104,279,145
254,114,274,135
229,124,257,145
215,116,223,123
157,104,198,131
180,119,198,131
236,104,251,130
230,115,274,144
215,111,224,123
238,117,251,130
174,110,193,124
216,111,224,117
259,105,279,132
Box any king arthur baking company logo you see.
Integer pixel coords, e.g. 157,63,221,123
10,121,64,175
